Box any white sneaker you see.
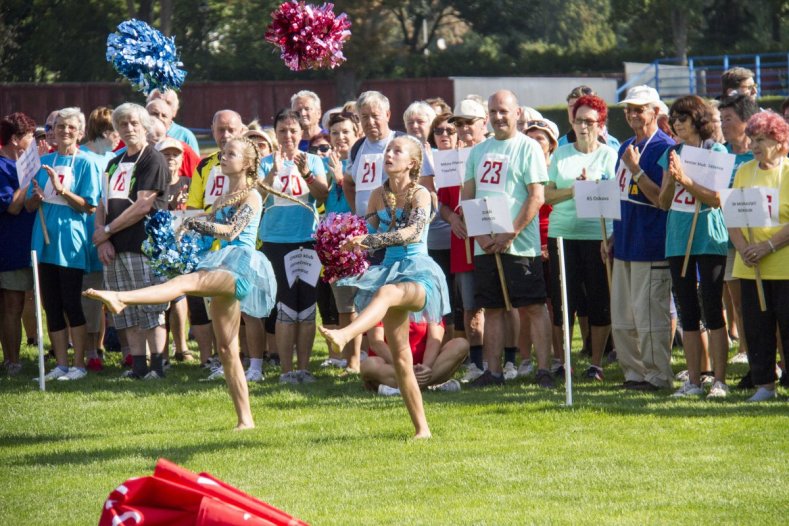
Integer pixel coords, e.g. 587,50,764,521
503,362,518,381
320,358,347,369
675,369,689,381
461,363,484,383
729,351,749,364
747,387,776,402
143,370,163,380
297,370,316,383
429,379,461,392
206,367,225,380
377,384,401,396
56,367,87,381
279,371,300,384
707,381,729,399
40,367,69,381
517,360,534,377
245,368,264,382
672,381,704,397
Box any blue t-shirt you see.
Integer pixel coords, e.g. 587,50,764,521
0,157,36,272
258,153,326,243
613,129,675,262
167,122,200,156
322,158,351,215
658,142,729,258
27,151,101,270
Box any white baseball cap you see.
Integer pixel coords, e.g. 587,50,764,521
621,85,661,106
524,118,560,148
155,137,184,153
449,99,487,122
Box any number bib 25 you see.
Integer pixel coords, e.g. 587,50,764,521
356,153,383,192
476,153,509,193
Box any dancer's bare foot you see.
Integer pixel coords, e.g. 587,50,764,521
234,421,255,431
413,429,432,439
82,289,126,314
318,326,348,355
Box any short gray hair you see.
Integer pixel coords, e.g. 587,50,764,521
112,103,152,133
356,91,390,113
403,101,436,124
56,107,86,133
212,109,243,127
146,88,180,113
290,90,321,109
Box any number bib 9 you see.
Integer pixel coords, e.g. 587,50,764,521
356,153,383,192
203,166,228,206
273,164,308,207
476,153,509,193
108,162,134,201
43,165,74,205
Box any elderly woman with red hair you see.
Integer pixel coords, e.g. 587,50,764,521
728,111,789,402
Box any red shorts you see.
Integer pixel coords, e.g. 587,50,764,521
367,321,431,365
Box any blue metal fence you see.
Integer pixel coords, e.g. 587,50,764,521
616,52,789,100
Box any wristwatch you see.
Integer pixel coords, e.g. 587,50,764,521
633,170,644,183
104,224,112,235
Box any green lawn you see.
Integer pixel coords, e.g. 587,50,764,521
1,336,786,525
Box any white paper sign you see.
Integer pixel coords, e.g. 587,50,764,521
574,180,621,220
356,153,383,192
433,148,471,189
170,210,203,231
460,195,515,237
720,187,780,228
284,248,321,287
671,146,736,212
16,140,41,189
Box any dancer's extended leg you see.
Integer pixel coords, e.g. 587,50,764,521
83,270,236,314
383,307,431,439
319,283,425,353
210,294,254,430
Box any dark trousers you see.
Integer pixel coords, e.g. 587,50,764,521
741,278,789,385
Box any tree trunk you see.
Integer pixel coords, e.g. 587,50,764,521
671,7,688,65
160,0,174,36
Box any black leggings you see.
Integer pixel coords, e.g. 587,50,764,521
668,255,725,331
38,263,85,332
741,278,789,385
548,238,610,327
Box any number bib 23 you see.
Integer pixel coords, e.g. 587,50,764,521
476,153,509,193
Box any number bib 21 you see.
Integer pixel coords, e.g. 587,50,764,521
476,153,509,193
356,153,383,192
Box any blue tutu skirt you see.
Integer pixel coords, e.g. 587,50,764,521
339,252,450,323
196,246,277,318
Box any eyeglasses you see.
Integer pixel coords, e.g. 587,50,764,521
668,113,691,125
624,106,650,115
309,144,331,153
527,120,550,128
453,118,478,127
573,118,598,128
433,127,456,136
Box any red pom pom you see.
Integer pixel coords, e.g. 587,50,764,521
313,213,369,283
265,1,351,71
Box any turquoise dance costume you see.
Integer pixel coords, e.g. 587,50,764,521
193,191,277,317
339,185,450,323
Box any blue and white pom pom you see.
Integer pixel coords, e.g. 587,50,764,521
142,210,206,278
106,19,186,94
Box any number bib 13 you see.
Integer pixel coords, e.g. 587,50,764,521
203,166,228,206
43,165,74,205
476,153,509,193
356,153,383,192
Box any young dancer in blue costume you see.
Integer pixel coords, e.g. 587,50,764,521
84,138,276,430
320,136,450,439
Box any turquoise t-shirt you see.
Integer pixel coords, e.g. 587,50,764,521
28,151,101,270
658,142,729,258
463,134,548,257
724,143,755,187
322,157,351,215
258,153,326,243
547,143,617,240
79,146,118,273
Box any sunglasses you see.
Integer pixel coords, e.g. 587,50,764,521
527,120,550,128
44,124,53,132
668,113,691,125
453,118,478,127
433,127,456,136
309,144,331,153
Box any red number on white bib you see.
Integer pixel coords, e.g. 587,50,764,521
480,160,503,185
673,188,695,207
209,175,225,196
362,162,376,184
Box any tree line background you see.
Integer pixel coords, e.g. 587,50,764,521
2,0,787,87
